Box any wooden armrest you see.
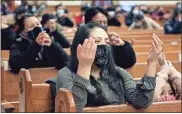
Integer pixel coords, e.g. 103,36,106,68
1,102,15,113
55,88,76,112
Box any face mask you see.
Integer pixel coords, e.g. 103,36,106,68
133,10,140,15
57,9,65,16
108,11,115,18
94,45,110,69
27,26,44,40
32,6,37,13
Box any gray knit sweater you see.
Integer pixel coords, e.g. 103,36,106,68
56,67,156,112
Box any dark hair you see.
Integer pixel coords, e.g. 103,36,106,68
18,13,37,33
41,13,57,26
70,22,123,105
14,6,28,22
128,5,139,17
84,7,108,24
167,79,178,98
172,7,182,21
55,3,63,10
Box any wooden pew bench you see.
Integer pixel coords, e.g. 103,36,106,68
136,51,181,63
127,61,181,78
56,88,181,112
19,68,181,112
1,67,58,112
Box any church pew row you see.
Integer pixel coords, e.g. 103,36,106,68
56,88,181,112
1,66,58,102
127,61,181,78
18,69,181,112
136,51,181,63
63,44,181,55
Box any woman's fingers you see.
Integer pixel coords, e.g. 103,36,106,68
152,34,163,51
77,44,82,55
85,37,92,54
81,39,88,53
153,33,163,45
90,39,96,57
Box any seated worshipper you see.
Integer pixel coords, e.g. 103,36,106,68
139,4,150,14
84,7,136,69
9,14,70,73
41,13,70,48
125,5,140,27
153,53,181,102
13,6,28,35
151,6,169,20
1,21,16,50
107,7,122,26
54,22,163,112
55,3,74,27
75,6,89,27
129,11,162,30
164,8,182,34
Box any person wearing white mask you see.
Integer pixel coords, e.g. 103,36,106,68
55,3,74,27
107,7,121,26
129,11,162,30
164,7,182,34
125,5,140,26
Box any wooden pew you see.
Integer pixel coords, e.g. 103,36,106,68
1,67,58,112
136,51,181,63
1,67,58,102
56,88,181,112
19,69,53,112
133,44,181,53
127,61,181,78
19,69,181,112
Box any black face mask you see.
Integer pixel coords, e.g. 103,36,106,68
94,45,110,69
27,26,44,40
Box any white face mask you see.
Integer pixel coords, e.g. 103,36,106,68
133,10,140,15
57,9,65,16
108,11,115,18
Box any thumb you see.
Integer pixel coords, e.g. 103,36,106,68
77,44,82,55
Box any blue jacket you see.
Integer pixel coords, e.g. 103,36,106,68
164,18,182,34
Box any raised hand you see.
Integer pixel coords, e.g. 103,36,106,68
108,32,125,46
77,37,96,80
147,33,163,64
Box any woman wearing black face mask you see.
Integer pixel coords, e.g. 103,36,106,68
85,7,136,69
41,13,70,48
9,14,70,73
47,22,163,112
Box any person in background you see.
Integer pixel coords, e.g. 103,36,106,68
107,6,122,26
75,6,90,27
153,53,181,102
84,7,136,69
125,5,140,27
54,22,163,112
1,18,16,50
9,14,70,73
13,6,28,35
139,4,150,14
115,5,127,17
164,8,182,34
1,1,11,15
41,13,70,48
55,3,74,27
150,6,170,20
129,11,162,30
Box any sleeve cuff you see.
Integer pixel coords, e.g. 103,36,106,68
137,75,156,91
74,75,96,94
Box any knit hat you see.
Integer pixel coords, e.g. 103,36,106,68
41,14,57,26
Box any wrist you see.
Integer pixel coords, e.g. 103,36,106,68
77,64,91,80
